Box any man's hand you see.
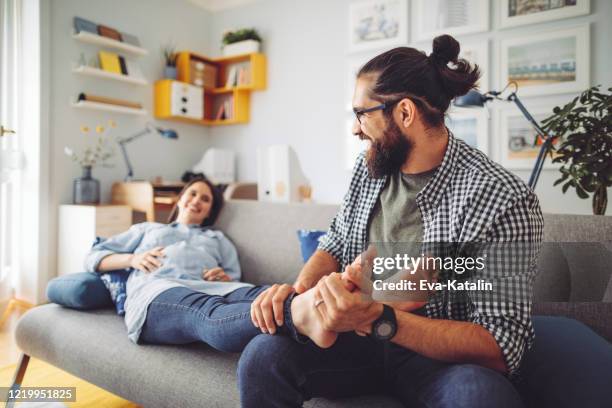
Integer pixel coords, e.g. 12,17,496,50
250,284,294,334
202,267,231,282
314,272,383,333
129,247,164,273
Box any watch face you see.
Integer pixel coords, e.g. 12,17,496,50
375,321,393,339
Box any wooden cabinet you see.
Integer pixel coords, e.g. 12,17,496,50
111,181,185,223
57,205,132,276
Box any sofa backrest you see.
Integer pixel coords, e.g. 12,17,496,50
216,201,612,301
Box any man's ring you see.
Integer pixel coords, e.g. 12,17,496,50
314,299,325,307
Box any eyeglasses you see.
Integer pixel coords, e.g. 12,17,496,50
353,98,402,124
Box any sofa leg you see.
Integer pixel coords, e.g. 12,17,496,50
5,353,30,408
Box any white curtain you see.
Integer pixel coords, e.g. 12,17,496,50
0,0,24,307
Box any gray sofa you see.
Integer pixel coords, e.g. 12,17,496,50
14,200,612,407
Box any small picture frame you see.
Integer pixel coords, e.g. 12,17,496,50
496,103,561,170
411,0,489,42
446,107,490,156
349,0,408,53
499,25,590,97
500,0,590,29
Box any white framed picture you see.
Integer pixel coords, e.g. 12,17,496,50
446,107,490,156
500,25,590,97
411,0,489,42
420,39,490,93
349,0,408,53
345,117,369,170
500,0,590,29
497,103,561,170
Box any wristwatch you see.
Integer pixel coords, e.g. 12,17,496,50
370,304,397,341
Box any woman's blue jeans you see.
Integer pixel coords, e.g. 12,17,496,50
140,286,301,353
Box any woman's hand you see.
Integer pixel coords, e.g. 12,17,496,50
129,247,164,273
202,267,231,282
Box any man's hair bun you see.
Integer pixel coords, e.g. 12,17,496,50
431,34,460,66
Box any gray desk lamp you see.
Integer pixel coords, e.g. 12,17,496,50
117,122,178,181
454,84,554,189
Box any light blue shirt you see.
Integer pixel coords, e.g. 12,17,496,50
84,222,253,343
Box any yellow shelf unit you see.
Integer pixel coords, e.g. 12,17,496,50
154,51,266,126
154,79,250,125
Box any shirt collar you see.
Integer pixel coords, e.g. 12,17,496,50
417,130,458,208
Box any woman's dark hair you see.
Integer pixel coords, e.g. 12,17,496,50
358,34,480,127
167,176,224,227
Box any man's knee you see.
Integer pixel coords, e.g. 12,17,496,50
238,334,299,385
419,364,524,408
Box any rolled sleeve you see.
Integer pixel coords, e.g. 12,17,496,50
317,212,344,263
83,223,149,273
472,190,543,375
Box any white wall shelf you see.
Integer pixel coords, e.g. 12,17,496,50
71,100,147,115
72,65,148,85
72,31,148,56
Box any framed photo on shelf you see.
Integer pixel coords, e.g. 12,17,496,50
344,117,369,170
497,103,561,170
348,0,408,53
500,25,589,97
411,0,488,42
446,107,489,156
500,0,590,29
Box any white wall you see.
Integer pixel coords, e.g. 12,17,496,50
205,0,612,214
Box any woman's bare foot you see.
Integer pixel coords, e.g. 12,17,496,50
290,288,338,348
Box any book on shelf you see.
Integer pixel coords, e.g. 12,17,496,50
118,56,128,75
225,66,238,88
99,51,122,74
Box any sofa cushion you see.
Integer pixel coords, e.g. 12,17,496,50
520,316,612,408
15,304,403,408
297,229,326,262
604,275,612,302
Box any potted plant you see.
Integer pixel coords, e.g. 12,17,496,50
65,121,116,205
541,85,612,215
222,28,262,57
162,44,178,79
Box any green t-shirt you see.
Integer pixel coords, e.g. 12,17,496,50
367,167,438,245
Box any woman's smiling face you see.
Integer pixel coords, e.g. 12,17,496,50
176,181,213,225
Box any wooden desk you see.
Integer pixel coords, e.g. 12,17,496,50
111,181,185,223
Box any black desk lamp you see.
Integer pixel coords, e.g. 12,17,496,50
454,85,554,189
117,122,178,181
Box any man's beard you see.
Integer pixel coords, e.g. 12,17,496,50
364,118,412,179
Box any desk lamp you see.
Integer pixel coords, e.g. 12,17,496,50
117,122,178,182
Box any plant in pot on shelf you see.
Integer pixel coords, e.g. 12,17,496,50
541,85,612,215
222,28,262,57
64,121,116,205
162,44,178,79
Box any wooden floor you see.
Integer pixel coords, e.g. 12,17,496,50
1,299,138,407
0,299,29,367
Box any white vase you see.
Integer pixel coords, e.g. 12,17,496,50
223,40,261,57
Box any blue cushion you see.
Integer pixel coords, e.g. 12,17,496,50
46,272,112,309
520,315,612,408
296,229,326,263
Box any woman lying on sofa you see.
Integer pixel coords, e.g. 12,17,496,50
66,177,342,352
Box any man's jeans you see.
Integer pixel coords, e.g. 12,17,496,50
238,332,524,408
140,285,301,353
